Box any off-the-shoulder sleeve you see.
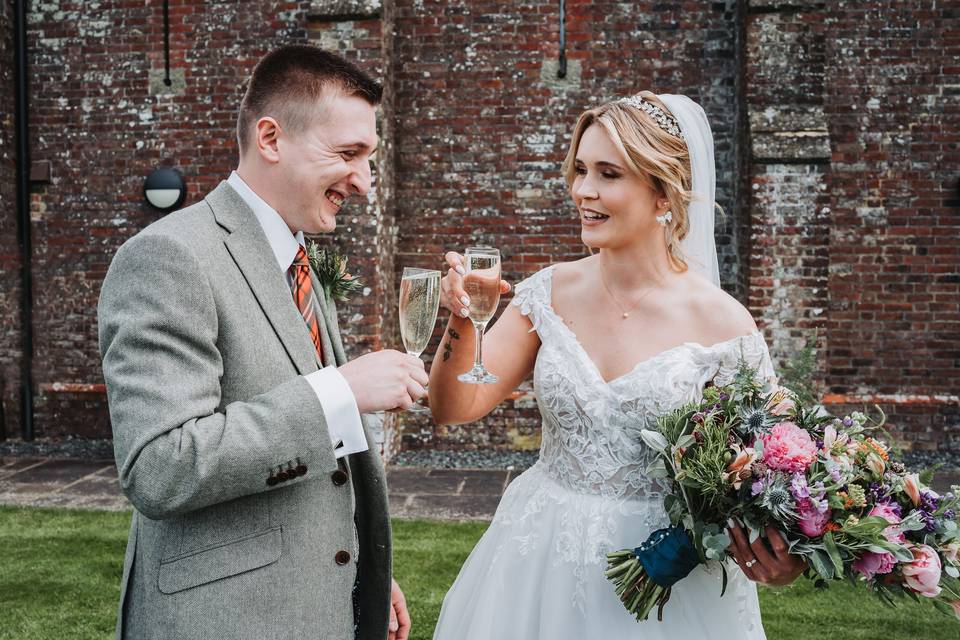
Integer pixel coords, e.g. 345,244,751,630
509,266,554,334
713,331,778,387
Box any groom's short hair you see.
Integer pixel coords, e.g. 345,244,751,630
237,45,382,156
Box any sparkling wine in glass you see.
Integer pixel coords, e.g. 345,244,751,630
457,247,501,385
399,267,441,412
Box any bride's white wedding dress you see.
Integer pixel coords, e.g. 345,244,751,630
433,266,776,639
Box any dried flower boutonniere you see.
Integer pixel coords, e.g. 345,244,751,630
306,240,363,303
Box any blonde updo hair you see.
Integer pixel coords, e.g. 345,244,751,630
561,91,693,272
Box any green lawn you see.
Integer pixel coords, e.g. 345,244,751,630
0,507,956,639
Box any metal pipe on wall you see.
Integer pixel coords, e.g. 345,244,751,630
13,0,34,441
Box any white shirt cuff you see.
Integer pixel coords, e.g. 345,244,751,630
304,366,368,459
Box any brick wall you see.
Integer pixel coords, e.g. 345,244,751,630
392,0,745,449
820,0,959,450
1,0,956,454
745,0,959,452
0,1,18,440
0,0,397,443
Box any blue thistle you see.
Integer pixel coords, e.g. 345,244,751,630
737,403,777,437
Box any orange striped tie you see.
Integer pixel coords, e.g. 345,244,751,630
290,246,323,363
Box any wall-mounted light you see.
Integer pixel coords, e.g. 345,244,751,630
143,167,186,211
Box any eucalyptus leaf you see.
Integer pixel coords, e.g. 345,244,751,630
808,549,835,581
822,532,844,577
640,429,669,452
645,458,669,479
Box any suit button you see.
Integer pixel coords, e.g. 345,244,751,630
266,475,279,487
331,469,348,486
295,461,308,476
335,550,351,565
277,469,290,483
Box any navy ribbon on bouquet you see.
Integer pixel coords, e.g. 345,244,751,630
634,525,701,588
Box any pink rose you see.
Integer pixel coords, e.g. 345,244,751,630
902,544,943,598
797,498,831,537
761,422,818,473
853,550,897,580
869,503,905,544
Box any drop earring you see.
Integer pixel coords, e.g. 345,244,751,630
656,211,672,227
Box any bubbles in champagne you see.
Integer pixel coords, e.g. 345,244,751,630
399,271,441,356
464,257,501,325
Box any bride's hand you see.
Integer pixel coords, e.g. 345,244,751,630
727,522,806,587
440,251,512,318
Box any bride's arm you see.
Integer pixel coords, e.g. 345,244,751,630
429,254,540,426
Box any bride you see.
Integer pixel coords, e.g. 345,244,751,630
427,92,806,638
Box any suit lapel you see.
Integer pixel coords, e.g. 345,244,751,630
208,181,319,377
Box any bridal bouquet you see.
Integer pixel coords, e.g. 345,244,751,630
605,360,960,622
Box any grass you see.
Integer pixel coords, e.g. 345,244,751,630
0,507,957,640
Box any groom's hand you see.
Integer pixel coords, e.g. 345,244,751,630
389,578,410,640
338,350,428,413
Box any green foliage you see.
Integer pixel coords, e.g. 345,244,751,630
778,330,819,407
305,240,364,303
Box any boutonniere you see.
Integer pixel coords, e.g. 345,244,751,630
305,240,364,303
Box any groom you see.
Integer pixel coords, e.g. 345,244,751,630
98,45,424,639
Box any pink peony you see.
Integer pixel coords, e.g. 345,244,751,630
853,551,897,580
903,544,943,598
869,503,905,544
761,422,818,473
796,498,831,537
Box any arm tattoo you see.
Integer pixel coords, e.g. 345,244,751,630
442,328,459,362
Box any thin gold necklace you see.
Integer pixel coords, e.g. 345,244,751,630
598,264,655,320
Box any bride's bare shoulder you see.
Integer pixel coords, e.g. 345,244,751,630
682,271,758,342
549,256,595,291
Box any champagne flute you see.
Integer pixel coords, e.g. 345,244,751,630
457,246,501,385
398,267,442,412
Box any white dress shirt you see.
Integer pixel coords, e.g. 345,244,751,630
227,171,368,459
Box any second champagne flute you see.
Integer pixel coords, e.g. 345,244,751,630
457,246,501,384
398,267,442,412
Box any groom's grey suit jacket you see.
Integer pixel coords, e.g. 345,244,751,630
98,181,391,639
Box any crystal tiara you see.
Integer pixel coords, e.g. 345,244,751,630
618,95,684,140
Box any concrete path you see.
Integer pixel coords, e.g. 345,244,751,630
0,457,516,521
2,457,957,521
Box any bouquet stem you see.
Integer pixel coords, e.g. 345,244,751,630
605,551,673,621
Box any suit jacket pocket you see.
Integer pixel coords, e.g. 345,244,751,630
158,526,282,594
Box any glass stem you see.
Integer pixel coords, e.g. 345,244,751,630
472,321,485,370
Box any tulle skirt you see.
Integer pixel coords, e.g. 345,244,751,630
433,463,766,640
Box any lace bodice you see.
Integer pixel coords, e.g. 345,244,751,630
432,265,777,629
512,265,777,503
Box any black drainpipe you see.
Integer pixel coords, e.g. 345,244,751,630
14,0,34,441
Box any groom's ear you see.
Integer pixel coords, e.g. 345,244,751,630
253,116,282,164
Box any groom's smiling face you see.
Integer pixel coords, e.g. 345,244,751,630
274,92,378,234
